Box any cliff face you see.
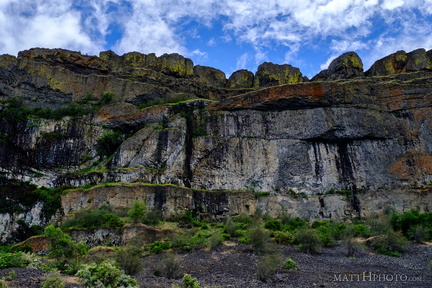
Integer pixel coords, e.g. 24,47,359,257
1,47,432,243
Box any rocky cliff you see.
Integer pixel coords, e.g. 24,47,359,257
1,47,432,243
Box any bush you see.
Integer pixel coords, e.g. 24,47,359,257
0,252,27,269
391,210,432,240
246,227,270,253
148,241,172,254
101,92,115,104
171,230,206,252
256,253,284,282
44,225,88,273
182,273,200,288
76,260,138,288
352,223,371,237
128,200,147,223
224,218,240,236
0,280,7,288
281,216,308,232
41,270,66,288
366,216,392,236
152,253,182,279
128,201,163,225
115,246,143,276
273,231,293,245
283,258,297,270
294,229,321,254
208,231,224,250
6,270,16,281
369,230,408,257
61,206,123,229
408,225,430,243
96,130,124,157
264,219,284,231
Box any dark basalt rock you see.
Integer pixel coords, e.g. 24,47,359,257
225,69,254,89
312,51,363,81
254,62,303,87
366,48,432,76
193,65,226,87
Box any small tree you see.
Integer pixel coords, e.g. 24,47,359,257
44,225,87,273
295,229,321,254
128,200,148,223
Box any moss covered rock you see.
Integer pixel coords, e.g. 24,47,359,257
312,51,363,81
406,48,432,72
226,69,254,89
193,65,226,87
366,49,432,76
254,62,303,87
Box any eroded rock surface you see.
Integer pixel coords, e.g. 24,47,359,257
1,48,432,243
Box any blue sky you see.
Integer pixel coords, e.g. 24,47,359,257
1,0,432,78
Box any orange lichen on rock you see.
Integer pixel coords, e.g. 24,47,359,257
388,152,432,180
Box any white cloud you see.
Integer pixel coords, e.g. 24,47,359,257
0,0,98,55
236,53,250,70
382,0,405,10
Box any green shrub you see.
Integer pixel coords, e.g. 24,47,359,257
128,200,147,223
391,210,432,240
224,218,240,236
408,225,430,243
115,246,143,276
294,229,321,254
366,216,392,236
96,130,124,157
283,258,297,270
246,227,270,253
76,260,138,288
233,214,252,225
171,230,206,252
352,223,371,237
318,230,335,247
182,273,200,288
281,216,308,232
6,270,16,281
0,280,8,288
273,231,293,245
369,230,408,257
264,219,284,231
41,270,66,288
208,231,224,250
61,206,123,229
44,225,88,273
101,92,115,104
0,252,27,268
148,241,172,253
256,253,284,282
152,253,182,279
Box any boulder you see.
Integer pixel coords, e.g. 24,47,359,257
254,62,303,87
193,65,226,87
159,53,194,78
312,51,363,81
406,48,432,72
225,69,254,89
365,50,407,76
366,49,432,76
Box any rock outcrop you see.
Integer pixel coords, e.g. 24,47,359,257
2,47,432,244
365,48,432,76
254,62,304,87
226,69,255,89
312,51,364,81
